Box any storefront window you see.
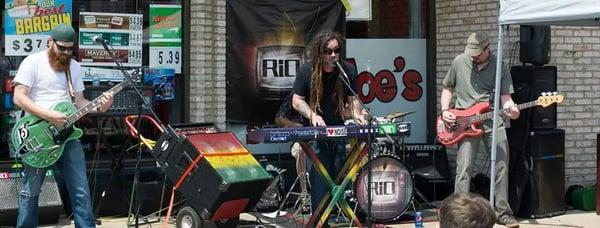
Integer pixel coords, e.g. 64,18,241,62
347,0,428,38
0,0,185,159
345,0,431,143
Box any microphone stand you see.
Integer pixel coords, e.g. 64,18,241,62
97,40,173,227
335,61,390,227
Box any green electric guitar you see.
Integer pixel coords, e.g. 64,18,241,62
11,77,134,168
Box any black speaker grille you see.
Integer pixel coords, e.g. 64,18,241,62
518,129,566,218
0,175,63,226
510,66,557,130
0,176,62,210
520,25,551,65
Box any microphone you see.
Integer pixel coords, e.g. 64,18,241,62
92,36,108,45
334,60,351,83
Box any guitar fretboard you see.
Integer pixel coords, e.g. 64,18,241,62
459,101,538,125
65,81,129,125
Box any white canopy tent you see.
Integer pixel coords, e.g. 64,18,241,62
489,0,600,204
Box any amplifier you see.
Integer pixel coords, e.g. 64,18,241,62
83,85,154,114
0,168,63,226
152,129,272,221
401,144,451,181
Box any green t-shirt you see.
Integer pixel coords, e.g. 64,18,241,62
442,53,514,110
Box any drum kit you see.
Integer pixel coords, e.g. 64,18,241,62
350,110,419,222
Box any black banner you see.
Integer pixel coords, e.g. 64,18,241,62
226,0,344,124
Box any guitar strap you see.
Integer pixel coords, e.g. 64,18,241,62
65,67,75,99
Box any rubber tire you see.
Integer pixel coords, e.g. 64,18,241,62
176,206,201,228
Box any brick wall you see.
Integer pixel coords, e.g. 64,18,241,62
189,0,227,129
436,0,600,186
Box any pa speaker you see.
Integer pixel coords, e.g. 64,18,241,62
0,172,63,226
518,129,565,218
154,131,272,221
510,65,557,130
520,25,551,65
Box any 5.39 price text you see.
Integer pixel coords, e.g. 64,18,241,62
157,50,180,65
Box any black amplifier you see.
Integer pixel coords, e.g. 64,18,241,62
84,85,154,115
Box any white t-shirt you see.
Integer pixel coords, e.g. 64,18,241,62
13,50,85,111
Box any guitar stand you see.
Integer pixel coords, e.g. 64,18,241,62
300,140,368,228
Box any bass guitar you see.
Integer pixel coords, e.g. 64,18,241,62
436,92,564,146
11,76,137,168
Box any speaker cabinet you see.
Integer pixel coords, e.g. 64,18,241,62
0,172,63,226
520,25,551,65
510,65,557,130
154,131,272,221
403,144,451,181
518,129,565,218
86,159,168,217
402,144,452,202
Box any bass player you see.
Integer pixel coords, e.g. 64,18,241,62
439,31,520,228
12,23,113,227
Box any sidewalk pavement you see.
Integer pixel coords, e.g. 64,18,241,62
43,209,600,227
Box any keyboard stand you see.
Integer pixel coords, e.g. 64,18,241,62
300,140,367,228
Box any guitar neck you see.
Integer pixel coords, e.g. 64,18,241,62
465,101,537,124
66,82,129,124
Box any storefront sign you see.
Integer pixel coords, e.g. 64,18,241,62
3,0,73,56
80,66,138,82
78,49,142,66
79,31,142,47
149,4,182,73
347,39,427,143
79,12,142,30
347,0,372,21
78,12,143,67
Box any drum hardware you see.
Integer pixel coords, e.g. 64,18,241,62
275,171,311,217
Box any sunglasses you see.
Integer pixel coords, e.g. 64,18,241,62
322,48,341,55
55,43,74,52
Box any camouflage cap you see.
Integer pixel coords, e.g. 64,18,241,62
464,31,490,56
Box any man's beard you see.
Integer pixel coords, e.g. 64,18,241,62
48,48,71,72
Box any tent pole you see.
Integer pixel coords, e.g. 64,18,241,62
490,25,505,206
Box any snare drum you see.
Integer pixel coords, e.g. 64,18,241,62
354,155,414,222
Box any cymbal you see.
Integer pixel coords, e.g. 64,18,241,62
386,111,415,119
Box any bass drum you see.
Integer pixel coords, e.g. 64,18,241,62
354,156,414,222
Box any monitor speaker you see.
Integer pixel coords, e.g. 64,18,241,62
518,129,565,218
520,25,551,65
153,130,272,221
510,65,557,130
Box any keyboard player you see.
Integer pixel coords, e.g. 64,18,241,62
290,31,368,211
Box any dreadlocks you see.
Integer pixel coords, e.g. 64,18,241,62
308,31,346,119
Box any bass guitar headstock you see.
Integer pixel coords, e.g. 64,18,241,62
536,92,564,107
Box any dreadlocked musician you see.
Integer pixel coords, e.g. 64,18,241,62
292,31,368,210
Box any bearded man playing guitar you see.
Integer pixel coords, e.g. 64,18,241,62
12,24,113,228
440,31,520,228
